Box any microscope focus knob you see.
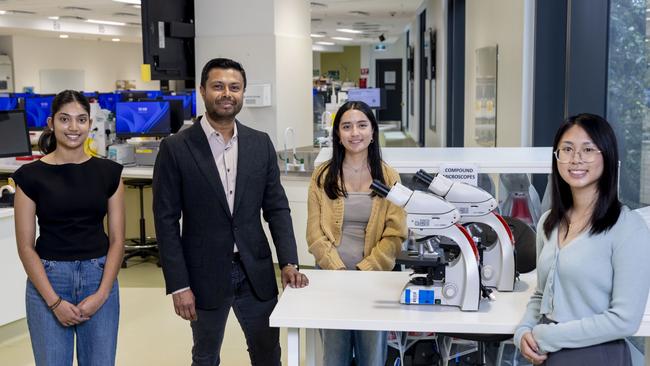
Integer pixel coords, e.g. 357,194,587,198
483,265,494,281
443,283,458,299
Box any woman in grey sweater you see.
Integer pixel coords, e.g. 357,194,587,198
514,113,650,365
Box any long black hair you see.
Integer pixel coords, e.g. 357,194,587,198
317,101,385,199
543,113,621,238
38,90,91,154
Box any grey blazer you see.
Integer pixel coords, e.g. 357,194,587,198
152,119,298,309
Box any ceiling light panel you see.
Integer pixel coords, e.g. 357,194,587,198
87,19,126,26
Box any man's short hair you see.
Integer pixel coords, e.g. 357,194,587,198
200,58,247,89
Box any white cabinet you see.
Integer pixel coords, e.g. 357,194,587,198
266,177,314,267
0,209,27,325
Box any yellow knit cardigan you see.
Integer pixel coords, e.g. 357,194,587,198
306,161,407,271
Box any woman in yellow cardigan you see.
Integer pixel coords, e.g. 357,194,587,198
307,101,406,366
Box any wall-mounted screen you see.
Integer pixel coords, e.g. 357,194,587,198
347,88,384,109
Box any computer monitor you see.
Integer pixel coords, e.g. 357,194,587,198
83,91,99,100
98,92,118,113
191,90,196,117
162,95,192,120
0,110,32,158
0,97,18,111
115,101,171,138
346,88,385,109
118,90,163,101
141,99,183,133
25,95,54,130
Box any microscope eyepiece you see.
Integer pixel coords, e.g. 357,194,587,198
414,169,434,185
369,180,390,197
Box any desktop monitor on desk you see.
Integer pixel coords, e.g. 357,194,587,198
119,90,163,102
98,92,118,113
347,88,385,109
0,110,32,158
141,98,183,134
25,95,54,130
162,95,192,120
115,101,171,138
0,97,18,111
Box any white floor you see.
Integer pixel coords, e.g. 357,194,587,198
0,261,300,366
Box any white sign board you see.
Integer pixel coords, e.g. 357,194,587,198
439,164,479,186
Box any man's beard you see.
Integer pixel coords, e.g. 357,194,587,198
205,98,242,122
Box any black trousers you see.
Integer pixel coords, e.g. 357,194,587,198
540,316,632,366
190,259,280,366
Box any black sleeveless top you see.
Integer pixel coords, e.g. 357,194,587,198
12,157,123,260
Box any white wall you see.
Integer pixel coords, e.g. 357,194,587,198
464,0,524,147
194,0,313,149
9,35,159,93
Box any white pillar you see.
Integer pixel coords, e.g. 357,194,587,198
194,0,313,148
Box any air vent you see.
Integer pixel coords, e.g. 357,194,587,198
311,18,323,22
349,11,370,16
113,12,138,17
59,15,87,21
310,2,327,8
6,10,37,15
61,6,92,12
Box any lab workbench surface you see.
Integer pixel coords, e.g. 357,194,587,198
270,269,650,366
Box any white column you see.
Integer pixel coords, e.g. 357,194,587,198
194,0,313,148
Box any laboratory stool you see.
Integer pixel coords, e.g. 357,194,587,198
122,178,159,268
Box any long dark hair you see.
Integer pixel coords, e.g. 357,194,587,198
38,90,91,154
543,113,621,238
317,101,385,199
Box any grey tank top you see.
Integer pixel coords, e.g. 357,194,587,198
339,192,373,270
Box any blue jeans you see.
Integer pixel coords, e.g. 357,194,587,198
190,259,280,366
320,328,387,366
25,256,120,366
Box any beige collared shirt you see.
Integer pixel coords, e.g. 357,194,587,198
200,116,239,252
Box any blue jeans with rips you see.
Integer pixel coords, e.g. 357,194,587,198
25,256,119,366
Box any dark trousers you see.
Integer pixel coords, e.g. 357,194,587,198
190,259,280,366
539,316,632,366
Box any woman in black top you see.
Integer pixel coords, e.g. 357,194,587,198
12,90,125,366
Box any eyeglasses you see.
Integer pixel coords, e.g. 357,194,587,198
554,146,602,163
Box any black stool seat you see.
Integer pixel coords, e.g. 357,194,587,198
124,178,154,187
122,178,160,268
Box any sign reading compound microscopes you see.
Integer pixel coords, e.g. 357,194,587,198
439,164,479,186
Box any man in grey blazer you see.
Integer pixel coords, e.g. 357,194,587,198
153,58,308,366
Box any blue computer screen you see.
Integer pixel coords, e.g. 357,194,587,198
98,93,118,113
115,101,171,137
25,96,54,129
191,90,196,117
0,97,18,111
83,92,99,99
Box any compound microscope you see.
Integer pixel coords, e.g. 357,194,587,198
413,170,517,292
370,180,482,311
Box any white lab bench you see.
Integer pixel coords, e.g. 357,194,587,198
270,269,650,366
